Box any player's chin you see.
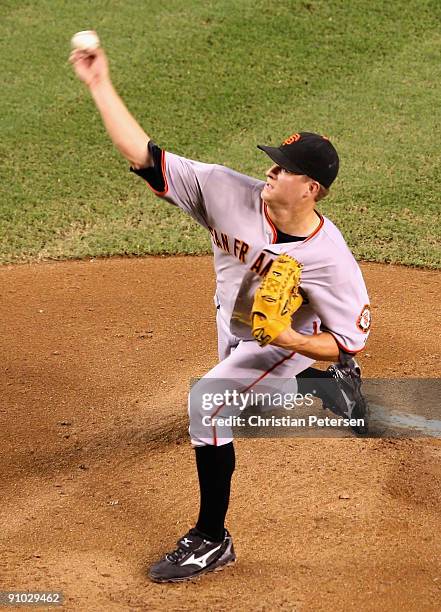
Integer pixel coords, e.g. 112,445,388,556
261,185,273,203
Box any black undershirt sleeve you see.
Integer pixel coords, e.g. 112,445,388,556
130,141,165,192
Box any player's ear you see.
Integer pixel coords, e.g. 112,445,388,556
309,180,320,198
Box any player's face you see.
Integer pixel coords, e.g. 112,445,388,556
262,164,317,208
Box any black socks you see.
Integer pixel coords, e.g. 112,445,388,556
194,442,235,542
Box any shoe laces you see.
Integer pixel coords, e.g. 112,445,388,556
165,531,200,564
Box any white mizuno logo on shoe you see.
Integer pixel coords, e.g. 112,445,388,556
180,543,223,568
182,537,193,546
341,389,356,418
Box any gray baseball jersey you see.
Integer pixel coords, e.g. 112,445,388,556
133,144,371,354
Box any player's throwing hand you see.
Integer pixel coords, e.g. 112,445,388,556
69,48,109,88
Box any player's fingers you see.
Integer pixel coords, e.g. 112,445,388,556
68,49,97,64
69,49,85,63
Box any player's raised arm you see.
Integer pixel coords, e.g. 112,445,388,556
69,45,151,169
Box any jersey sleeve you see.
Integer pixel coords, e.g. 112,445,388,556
131,141,213,228
306,265,371,354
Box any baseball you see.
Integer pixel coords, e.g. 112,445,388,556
71,30,100,52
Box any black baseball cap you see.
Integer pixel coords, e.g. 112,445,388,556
258,132,339,189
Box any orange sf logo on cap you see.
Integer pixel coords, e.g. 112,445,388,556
283,133,301,145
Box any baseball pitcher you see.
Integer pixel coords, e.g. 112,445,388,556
70,43,371,583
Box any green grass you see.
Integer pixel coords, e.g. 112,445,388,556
1,0,440,267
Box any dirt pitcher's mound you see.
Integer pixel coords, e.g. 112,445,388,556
1,257,440,611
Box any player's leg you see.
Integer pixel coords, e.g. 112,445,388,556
149,338,312,583
188,342,311,543
148,309,240,583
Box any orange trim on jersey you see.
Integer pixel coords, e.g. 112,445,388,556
138,149,169,197
263,202,277,243
328,331,365,355
303,212,324,243
263,203,324,244
211,350,296,445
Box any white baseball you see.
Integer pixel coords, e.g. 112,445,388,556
71,30,100,52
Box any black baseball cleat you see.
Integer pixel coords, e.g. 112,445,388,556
324,358,370,435
148,528,236,583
